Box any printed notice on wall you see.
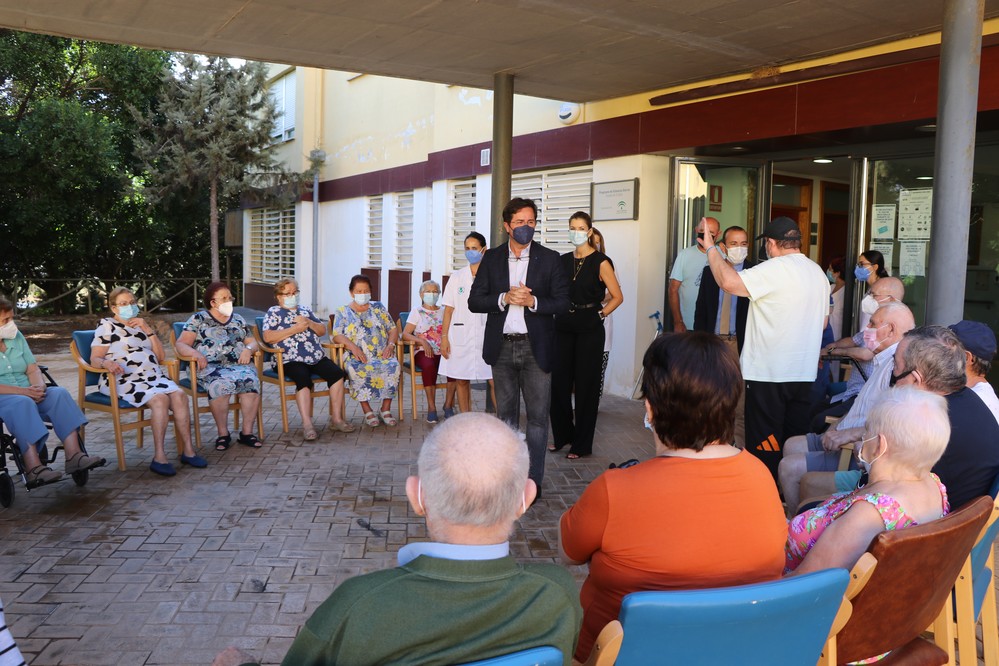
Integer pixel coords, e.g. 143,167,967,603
898,188,933,239
872,205,896,240
899,241,926,277
870,241,894,273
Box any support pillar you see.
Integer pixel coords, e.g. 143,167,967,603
490,73,514,245
926,0,984,324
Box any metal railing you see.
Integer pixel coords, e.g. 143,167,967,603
6,278,242,315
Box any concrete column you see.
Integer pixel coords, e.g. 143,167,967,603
926,0,984,324
490,73,514,245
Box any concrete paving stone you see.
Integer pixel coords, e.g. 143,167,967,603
0,351,820,664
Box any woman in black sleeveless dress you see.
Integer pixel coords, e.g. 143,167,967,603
549,212,624,459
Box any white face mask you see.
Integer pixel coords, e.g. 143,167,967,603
353,293,371,306
0,321,17,340
217,301,234,317
568,230,590,247
855,433,885,473
861,294,882,315
726,246,748,264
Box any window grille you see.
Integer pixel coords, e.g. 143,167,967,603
366,195,384,268
249,207,296,283
511,166,593,254
448,180,477,272
395,192,414,270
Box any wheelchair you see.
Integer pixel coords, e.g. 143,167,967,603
0,365,104,508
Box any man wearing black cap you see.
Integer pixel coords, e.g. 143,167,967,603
949,320,999,424
701,216,829,480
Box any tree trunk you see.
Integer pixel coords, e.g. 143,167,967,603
209,178,220,283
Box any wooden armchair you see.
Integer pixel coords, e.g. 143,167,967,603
170,321,262,447
253,316,342,434
819,495,993,665
328,313,404,422
70,329,180,471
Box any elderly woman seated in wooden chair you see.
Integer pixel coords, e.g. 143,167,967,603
785,387,950,575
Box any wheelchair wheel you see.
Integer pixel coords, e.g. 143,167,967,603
72,469,89,487
0,472,14,508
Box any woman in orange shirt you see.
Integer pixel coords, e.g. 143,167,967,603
559,332,787,662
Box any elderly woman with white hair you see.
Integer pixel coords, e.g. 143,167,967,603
401,280,452,423
785,386,950,575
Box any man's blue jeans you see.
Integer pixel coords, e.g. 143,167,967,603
492,337,551,487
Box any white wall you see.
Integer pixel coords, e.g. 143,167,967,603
591,155,672,398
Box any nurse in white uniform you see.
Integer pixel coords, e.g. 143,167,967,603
440,231,494,415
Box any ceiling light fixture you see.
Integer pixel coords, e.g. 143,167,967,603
916,176,933,180
813,158,833,164
916,124,937,132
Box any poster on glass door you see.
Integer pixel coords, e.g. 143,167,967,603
898,188,933,239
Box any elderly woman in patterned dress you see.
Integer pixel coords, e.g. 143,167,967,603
262,277,355,440
91,287,204,476
176,281,263,450
331,274,400,428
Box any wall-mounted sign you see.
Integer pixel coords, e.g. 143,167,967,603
591,179,639,221
709,185,723,212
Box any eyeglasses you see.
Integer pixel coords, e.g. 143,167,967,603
214,296,234,303
280,290,300,296
115,300,137,307
858,261,873,268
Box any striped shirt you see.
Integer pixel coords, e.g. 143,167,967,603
0,599,26,666
837,341,899,431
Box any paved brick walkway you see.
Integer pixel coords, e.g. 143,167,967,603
0,354,647,665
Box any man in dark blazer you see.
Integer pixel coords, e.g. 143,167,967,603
468,197,570,493
693,225,755,448
693,225,756,353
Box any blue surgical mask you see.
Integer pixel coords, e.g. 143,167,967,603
353,293,371,306
422,292,438,306
644,413,654,431
568,230,589,247
465,249,484,265
117,304,139,319
826,269,835,283
282,294,298,309
511,225,535,245
854,265,871,282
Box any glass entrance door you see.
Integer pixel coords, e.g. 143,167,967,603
669,158,766,329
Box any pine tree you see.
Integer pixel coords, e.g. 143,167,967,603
134,55,305,282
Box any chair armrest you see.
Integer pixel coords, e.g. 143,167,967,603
163,358,180,382
73,354,109,375
581,620,623,666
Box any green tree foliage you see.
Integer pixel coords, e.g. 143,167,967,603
0,30,213,309
134,55,306,283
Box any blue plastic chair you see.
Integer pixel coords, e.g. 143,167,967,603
459,646,563,666
612,568,850,665
953,473,999,665
170,322,260,447
71,329,179,470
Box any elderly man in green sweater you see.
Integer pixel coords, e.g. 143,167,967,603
215,412,582,666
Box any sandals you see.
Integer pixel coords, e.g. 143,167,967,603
215,434,233,451
363,411,381,428
238,433,263,448
65,452,106,474
548,443,568,453
566,452,588,460
303,429,318,441
331,421,356,433
26,465,62,488
380,410,397,427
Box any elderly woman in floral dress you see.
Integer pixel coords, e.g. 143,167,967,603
262,277,354,440
176,281,263,450
331,274,400,428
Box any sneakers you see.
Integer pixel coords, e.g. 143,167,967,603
65,452,106,475
426,411,438,424
443,407,455,419
26,465,61,487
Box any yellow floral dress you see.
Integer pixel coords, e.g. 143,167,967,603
333,302,400,402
